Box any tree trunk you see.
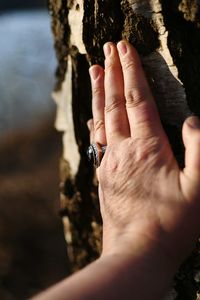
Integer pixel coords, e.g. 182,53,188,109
48,1,200,299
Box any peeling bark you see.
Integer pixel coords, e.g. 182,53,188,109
49,0,200,298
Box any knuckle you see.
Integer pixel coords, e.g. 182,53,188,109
105,58,117,73
133,136,161,162
92,86,103,99
100,147,119,174
94,120,105,132
105,96,124,113
122,59,137,72
125,86,149,107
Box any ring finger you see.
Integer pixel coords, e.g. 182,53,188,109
89,65,107,145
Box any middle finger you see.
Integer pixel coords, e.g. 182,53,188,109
90,65,107,146
104,42,130,144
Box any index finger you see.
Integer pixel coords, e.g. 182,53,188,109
117,41,164,139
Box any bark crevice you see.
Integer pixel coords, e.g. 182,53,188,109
49,1,200,297
161,0,200,116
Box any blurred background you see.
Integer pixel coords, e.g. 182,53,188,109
0,1,69,299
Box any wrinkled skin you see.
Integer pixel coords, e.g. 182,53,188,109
88,41,200,266
31,41,200,300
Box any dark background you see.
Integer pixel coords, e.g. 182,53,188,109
0,0,46,11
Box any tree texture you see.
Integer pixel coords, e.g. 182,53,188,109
48,1,200,299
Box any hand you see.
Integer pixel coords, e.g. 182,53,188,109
31,41,200,300
88,40,200,267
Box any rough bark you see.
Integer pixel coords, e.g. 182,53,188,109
48,1,200,299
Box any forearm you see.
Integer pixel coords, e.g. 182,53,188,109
31,241,177,300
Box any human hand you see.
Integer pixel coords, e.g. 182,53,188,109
88,40,200,268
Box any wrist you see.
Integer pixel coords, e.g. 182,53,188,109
101,231,179,300
101,222,180,274
99,246,176,300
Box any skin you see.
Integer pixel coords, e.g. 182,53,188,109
32,41,200,300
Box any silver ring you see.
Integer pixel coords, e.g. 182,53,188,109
87,143,106,168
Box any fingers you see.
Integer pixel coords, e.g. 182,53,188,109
104,42,130,144
182,116,200,180
89,65,107,145
117,41,164,139
89,41,166,146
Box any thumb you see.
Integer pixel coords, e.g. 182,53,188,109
182,116,200,180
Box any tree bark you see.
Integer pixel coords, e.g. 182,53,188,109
48,1,200,299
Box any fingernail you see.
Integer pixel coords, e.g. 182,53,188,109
103,43,111,57
87,119,93,131
117,41,127,56
89,66,100,80
186,116,200,129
